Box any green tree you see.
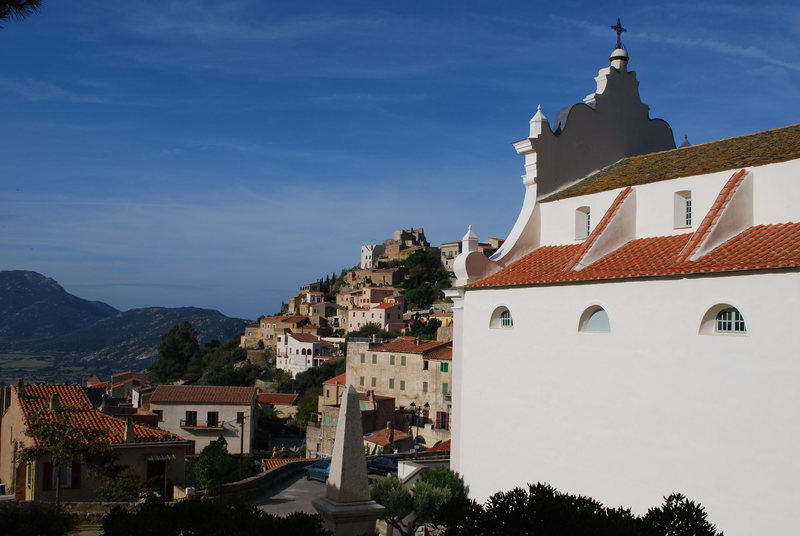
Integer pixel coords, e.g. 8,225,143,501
19,408,117,509
193,441,237,495
407,317,442,340
642,493,723,536
370,469,469,536
150,321,200,382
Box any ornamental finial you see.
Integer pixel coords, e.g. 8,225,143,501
611,18,626,49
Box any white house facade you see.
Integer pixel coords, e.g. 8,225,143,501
449,39,800,536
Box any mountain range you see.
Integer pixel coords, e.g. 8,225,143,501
0,271,249,384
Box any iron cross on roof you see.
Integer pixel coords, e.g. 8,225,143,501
611,18,626,48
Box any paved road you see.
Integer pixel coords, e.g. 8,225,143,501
252,473,326,516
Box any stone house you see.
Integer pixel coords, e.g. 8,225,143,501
239,314,318,349
149,385,257,455
347,302,405,334
0,381,189,501
346,337,453,447
305,374,399,458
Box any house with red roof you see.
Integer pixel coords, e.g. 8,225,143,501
448,36,800,534
257,392,299,420
149,385,257,455
0,380,190,501
346,302,405,334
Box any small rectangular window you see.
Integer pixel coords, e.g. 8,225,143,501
442,382,449,394
399,380,405,391
390,355,395,365
372,354,377,364
440,362,449,372
423,360,429,370
236,412,245,424
401,356,406,366
423,381,428,393
359,376,365,386
371,377,376,387
674,191,692,228
207,411,219,427
360,353,365,363
389,378,395,389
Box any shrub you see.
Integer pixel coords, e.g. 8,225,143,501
0,501,74,536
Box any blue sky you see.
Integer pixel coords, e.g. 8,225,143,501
1,1,798,320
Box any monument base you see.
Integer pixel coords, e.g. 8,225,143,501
312,495,386,536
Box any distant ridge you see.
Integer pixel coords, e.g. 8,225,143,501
0,271,249,383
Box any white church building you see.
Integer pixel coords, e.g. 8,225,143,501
448,37,800,535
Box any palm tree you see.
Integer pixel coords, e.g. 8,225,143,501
0,0,43,26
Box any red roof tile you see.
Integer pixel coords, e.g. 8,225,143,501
324,373,348,386
468,223,800,288
262,458,315,471
150,385,256,405
289,333,321,343
258,393,299,406
427,345,452,361
371,337,452,356
427,439,451,452
16,384,185,445
364,427,412,446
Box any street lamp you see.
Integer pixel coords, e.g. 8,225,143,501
409,401,429,453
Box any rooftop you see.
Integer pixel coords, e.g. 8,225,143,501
468,223,800,288
150,385,257,405
258,393,299,406
371,336,452,355
543,123,800,201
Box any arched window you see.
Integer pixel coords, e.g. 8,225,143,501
716,307,746,333
674,191,692,228
579,306,610,332
575,206,591,239
489,306,514,329
699,304,747,335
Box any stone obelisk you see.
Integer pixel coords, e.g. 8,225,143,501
313,385,385,535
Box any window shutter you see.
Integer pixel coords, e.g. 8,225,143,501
42,462,53,491
71,461,81,489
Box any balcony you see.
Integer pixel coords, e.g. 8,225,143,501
180,419,224,431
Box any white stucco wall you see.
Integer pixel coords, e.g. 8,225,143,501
150,402,255,455
456,271,800,535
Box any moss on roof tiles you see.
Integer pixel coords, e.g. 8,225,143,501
542,123,800,202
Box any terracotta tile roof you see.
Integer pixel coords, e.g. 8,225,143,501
258,393,299,406
150,385,256,405
427,345,452,361
16,384,185,445
371,337,452,356
90,381,110,389
468,223,800,288
262,458,315,471
245,322,260,328
324,373,348,386
427,439,451,452
289,333,322,343
260,315,308,324
364,427,412,446
375,303,400,310
543,123,800,201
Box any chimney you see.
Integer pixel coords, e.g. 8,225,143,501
17,379,25,399
99,394,111,414
49,393,61,411
124,417,135,443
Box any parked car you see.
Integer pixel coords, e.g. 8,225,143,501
367,455,399,476
304,459,331,482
